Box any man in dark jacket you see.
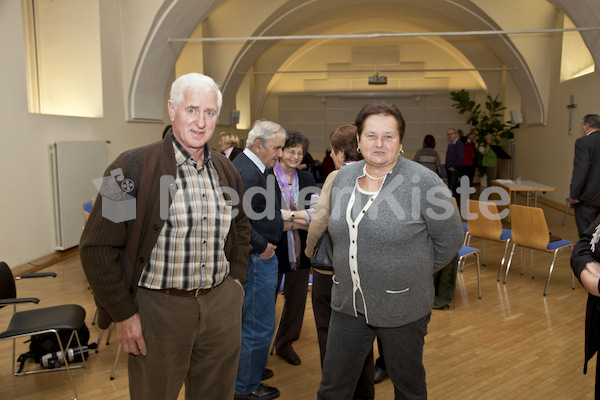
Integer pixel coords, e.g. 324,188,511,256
233,120,286,400
80,73,251,400
445,128,464,199
569,114,600,236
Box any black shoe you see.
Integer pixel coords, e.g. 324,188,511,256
374,366,388,384
234,383,280,399
261,368,274,381
276,348,301,366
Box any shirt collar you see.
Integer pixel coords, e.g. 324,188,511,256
171,132,211,168
243,148,266,173
223,147,234,157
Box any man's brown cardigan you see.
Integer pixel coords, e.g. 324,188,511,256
79,135,251,323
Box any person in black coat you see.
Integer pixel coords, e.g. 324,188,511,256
569,114,600,236
232,120,286,399
571,213,600,398
271,131,318,366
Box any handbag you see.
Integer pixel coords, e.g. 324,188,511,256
310,228,333,270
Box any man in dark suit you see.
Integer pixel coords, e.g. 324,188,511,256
445,128,464,199
233,120,286,400
569,114,600,237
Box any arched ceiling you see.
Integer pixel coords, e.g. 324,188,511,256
128,0,600,125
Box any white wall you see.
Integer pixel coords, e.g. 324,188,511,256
0,1,166,267
511,27,600,205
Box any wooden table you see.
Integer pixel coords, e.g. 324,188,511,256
491,179,556,208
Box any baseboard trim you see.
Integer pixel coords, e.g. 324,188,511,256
12,247,79,277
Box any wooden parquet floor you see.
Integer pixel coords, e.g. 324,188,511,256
0,197,595,399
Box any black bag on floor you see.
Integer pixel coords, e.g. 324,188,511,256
17,323,95,371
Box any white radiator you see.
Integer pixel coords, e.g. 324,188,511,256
52,141,107,250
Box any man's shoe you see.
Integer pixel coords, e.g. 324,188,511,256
234,384,280,400
374,366,388,384
276,348,301,366
261,368,274,381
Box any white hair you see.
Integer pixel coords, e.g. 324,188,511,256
169,73,223,115
246,120,286,149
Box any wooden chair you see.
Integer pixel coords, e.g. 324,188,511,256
458,246,482,299
503,204,575,296
465,199,511,280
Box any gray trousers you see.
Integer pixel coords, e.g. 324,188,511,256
318,310,430,400
128,277,244,400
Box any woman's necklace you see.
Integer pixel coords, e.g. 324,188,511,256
364,168,387,180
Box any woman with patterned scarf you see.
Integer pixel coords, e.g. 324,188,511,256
271,130,318,366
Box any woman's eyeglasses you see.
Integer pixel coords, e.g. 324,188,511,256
284,149,303,157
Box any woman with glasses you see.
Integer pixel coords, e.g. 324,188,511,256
271,130,319,366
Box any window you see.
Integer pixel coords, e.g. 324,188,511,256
22,0,103,117
560,15,595,82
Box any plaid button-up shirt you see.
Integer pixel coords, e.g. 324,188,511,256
139,138,233,290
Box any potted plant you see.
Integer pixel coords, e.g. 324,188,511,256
450,89,520,182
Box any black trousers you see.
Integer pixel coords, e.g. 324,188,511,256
446,169,460,199
460,165,476,189
312,270,375,400
274,268,311,355
574,203,600,237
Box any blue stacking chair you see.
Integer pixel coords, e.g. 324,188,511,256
458,246,482,299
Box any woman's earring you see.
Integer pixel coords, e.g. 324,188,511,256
357,147,361,153
400,149,405,156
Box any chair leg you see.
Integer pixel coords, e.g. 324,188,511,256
503,243,517,283
476,252,482,299
499,239,511,276
55,330,80,399
96,327,105,353
481,240,487,266
110,343,122,380
106,323,114,346
530,249,535,279
544,249,560,296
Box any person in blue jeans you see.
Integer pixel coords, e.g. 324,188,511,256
233,120,286,400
